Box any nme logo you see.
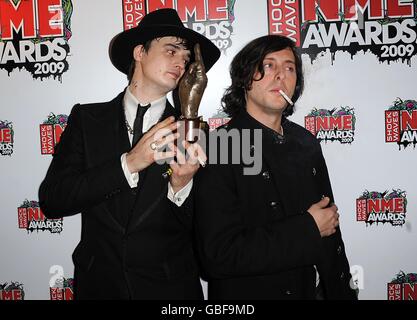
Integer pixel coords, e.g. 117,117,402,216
0,120,14,156
388,271,417,300
50,280,74,300
0,282,24,300
305,107,355,144
0,0,73,80
267,0,417,64
356,189,407,226
122,0,237,52
385,98,417,150
18,199,63,233
40,113,68,155
49,265,74,300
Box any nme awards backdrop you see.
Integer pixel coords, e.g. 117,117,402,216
0,0,416,300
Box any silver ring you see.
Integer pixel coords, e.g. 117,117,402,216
150,142,158,151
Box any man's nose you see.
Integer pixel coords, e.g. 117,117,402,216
174,57,186,71
275,67,285,80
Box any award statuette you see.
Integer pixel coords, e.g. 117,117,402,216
162,44,210,179
178,43,209,142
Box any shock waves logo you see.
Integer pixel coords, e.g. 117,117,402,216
18,199,63,233
356,189,407,226
40,112,67,155
388,271,417,300
385,98,417,149
122,0,237,52
50,277,74,300
0,0,73,80
305,107,355,143
0,282,24,300
0,120,14,156
267,0,417,64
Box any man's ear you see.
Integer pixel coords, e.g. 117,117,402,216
133,44,145,62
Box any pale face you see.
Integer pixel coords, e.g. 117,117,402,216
134,36,191,95
246,48,297,116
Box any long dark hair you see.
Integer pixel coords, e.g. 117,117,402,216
221,35,304,118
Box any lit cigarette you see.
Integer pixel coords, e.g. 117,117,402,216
279,89,294,106
198,156,206,167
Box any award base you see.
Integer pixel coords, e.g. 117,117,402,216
178,117,208,143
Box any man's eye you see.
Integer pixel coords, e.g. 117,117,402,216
263,63,272,68
167,50,175,55
286,66,295,72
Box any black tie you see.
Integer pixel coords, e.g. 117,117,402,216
132,103,150,147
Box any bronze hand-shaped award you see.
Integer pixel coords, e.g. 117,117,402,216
178,43,208,142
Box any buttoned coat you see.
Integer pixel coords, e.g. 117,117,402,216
39,91,203,299
194,110,357,300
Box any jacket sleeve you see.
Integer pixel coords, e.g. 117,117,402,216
313,144,358,299
194,162,323,279
38,104,131,218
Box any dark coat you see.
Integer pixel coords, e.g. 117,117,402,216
39,91,203,300
194,110,357,300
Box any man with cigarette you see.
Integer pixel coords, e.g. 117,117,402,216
39,9,219,299
194,35,357,299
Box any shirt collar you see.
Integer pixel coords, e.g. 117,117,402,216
123,87,167,125
233,109,288,145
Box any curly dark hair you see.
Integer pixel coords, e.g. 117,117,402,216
221,35,304,118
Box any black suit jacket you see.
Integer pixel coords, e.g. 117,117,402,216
194,110,357,300
39,90,203,300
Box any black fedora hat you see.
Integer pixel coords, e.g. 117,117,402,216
109,8,220,75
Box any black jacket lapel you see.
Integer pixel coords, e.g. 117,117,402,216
91,91,129,232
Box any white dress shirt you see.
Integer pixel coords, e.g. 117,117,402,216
120,87,192,206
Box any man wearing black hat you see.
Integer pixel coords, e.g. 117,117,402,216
39,9,220,299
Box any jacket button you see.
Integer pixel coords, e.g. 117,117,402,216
131,189,137,195
262,171,270,179
285,290,292,295
340,272,345,280
270,201,278,209
312,168,317,176
276,136,285,145
337,245,342,255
